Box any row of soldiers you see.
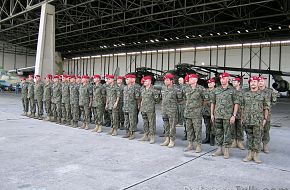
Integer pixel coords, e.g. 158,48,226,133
20,72,276,163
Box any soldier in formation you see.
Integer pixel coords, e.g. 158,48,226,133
22,72,275,162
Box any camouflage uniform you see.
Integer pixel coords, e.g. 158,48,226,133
34,81,44,119
92,83,106,126
21,81,29,114
202,88,215,144
118,84,125,129
62,82,71,124
79,83,92,126
106,84,120,130
242,90,270,152
51,82,62,122
132,83,141,126
211,86,239,148
123,85,140,133
260,88,277,145
161,85,181,141
183,85,207,145
43,81,52,118
27,81,35,116
103,83,111,127
140,86,159,136
231,88,244,143
70,83,80,126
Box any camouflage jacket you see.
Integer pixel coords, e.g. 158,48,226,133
92,83,106,108
140,86,159,113
211,85,240,119
161,85,182,114
234,88,245,120
52,82,62,103
69,83,79,105
106,84,120,110
202,88,214,117
27,81,34,99
43,82,52,101
183,85,207,119
177,84,186,104
260,87,277,115
34,81,44,100
118,84,124,104
242,90,270,125
21,82,28,99
62,82,70,104
123,85,140,113
79,83,92,106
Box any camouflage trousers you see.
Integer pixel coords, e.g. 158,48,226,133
44,100,52,116
124,111,137,132
231,119,244,141
62,103,71,122
28,97,35,114
21,97,29,113
178,103,185,125
80,105,90,125
119,102,124,124
70,104,79,122
141,111,156,135
186,117,202,144
35,98,44,116
261,120,271,144
51,102,62,119
215,118,232,148
103,110,111,126
203,115,215,135
108,108,119,130
245,124,262,152
162,111,178,141
93,106,104,125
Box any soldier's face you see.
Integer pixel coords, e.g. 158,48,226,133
53,78,58,83
70,78,75,83
117,79,123,85
258,79,266,89
164,78,172,86
208,82,215,88
35,77,41,82
132,78,136,83
250,80,258,89
76,78,81,83
125,78,131,85
189,77,198,85
178,78,184,85
94,78,100,83
108,78,114,84
232,81,240,88
144,79,151,87
220,77,229,85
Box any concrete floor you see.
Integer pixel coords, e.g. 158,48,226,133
0,92,290,190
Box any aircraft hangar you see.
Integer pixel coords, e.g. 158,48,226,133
0,0,290,189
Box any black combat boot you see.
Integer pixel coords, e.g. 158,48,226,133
210,134,215,146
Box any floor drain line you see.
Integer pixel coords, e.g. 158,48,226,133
122,148,217,190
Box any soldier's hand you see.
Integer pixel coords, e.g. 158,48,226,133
211,114,215,123
262,119,267,127
113,102,118,109
230,116,236,124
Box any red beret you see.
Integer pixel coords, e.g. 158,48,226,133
54,75,60,79
248,76,259,83
82,75,90,79
63,74,69,78
125,74,133,79
76,76,81,79
35,75,40,78
93,74,101,79
207,78,215,83
46,74,52,79
258,76,266,81
184,75,189,82
219,72,230,78
117,76,123,80
164,73,174,80
232,77,241,82
188,74,198,79
70,75,75,79
143,76,152,81
106,74,114,79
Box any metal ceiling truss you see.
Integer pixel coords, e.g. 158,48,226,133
0,0,289,58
